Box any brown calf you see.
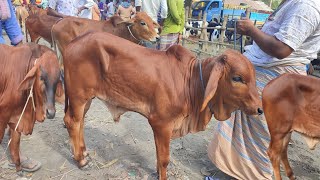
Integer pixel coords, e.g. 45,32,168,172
26,4,47,16
25,13,60,45
52,12,160,55
15,6,29,34
0,43,62,173
263,73,320,180
62,32,262,180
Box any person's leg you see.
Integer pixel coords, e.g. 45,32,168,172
158,33,179,51
0,21,6,44
3,0,23,46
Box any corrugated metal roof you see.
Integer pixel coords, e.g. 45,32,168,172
224,0,273,12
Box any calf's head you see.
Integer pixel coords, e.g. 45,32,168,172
127,12,160,42
201,49,262,120
18,51,62,121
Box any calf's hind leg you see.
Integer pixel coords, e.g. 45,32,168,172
64,101,87,167
268,134,285,180
281,132,295,180
81,99,93,158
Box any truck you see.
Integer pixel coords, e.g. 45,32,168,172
191,0,271,24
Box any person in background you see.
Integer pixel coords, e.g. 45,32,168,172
91,0,100,20
48,0,78,17
158,0,184,50
48,0,95,19
104,0,115,20
40,0,48,9
135,0,167,24
0,0,24,46
207,0,320,179
97,0,104,19
116,0,135,21
77,0,95,19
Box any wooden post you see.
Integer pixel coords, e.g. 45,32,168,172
188,5,192,19
219,15,228,43
200,12,208,51
198,10,202,20
185,6,189,22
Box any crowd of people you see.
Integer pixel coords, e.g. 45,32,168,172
1,0,320,179
2,0,184,50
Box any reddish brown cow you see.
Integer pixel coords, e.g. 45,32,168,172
0,43,62,173
52,12,159,55
25,14,60,44
15,6,29,34
62,32,262,179
263,73,320,180
26,4,48,16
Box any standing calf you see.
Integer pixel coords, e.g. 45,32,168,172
263,73,320,180
63,32,262,180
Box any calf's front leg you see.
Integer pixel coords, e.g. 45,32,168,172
9,128,22,173
152,124,173,180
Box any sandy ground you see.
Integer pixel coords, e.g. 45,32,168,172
1,33,320,180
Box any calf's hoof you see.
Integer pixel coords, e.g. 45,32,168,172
79,160,93,171
16,170,24,177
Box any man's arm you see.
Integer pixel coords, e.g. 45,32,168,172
47,7,66,18
237,2,320,60
47,0,66,18
237,19,293,59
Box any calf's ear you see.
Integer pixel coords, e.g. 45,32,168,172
56,80,63,97
200,55,226,112
18,65,39,91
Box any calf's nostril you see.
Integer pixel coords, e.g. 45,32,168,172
257,108,264,115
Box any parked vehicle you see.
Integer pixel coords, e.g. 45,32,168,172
191,0,271,23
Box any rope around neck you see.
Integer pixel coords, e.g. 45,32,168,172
127,25,143,45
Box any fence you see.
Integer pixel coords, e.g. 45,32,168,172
182,7,251,58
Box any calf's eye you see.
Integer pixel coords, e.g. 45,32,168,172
232,76,243,83
140,21,146,26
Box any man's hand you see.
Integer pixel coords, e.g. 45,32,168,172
78,6,87,15
236,18,256,36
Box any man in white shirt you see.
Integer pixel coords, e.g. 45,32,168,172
48,0,95,19
135,0,167,49
135,0,167,23
78,0,95,19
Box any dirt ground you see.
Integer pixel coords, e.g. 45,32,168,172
1,34,320,180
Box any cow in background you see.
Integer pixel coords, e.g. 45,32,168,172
0,43,62,174
263,73,320,180
52,12,160,55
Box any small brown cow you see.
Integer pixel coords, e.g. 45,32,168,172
25,13,60,45
15,6,29,34
263,73,320,180
62,32,262,180
52,12,160,55
0,43,62,173
26,4,47,16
